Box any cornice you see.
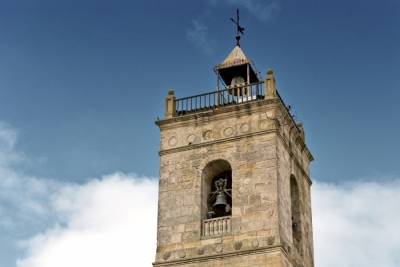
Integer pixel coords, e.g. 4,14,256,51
156,97,313,162
158,129,276,156
152,245,283,266
155,98,279,130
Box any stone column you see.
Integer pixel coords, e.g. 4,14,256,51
265,69,276,99
164,89,176,118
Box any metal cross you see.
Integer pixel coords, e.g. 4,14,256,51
230,9,245,36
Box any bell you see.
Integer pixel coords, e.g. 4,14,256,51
228,76,248,97
212,193,228,213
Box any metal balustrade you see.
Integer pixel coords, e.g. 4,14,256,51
203,216,231,237
175,81,265,116
174,81,300,134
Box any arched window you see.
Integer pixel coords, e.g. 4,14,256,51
201,160,232,220
290,175,302,243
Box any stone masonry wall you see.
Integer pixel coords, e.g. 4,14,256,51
275,105,314,267
154,99,313,267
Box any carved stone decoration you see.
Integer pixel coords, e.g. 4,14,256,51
168,137,178,147
215,244,223,253
259,120,269,130
240,123,250,133
196,246,205,255
234,240,242,250
203,130,214,140
267,235,275,245
252,239,259,248
163,251,171,260
178,250,186,258
187,134,197,144
223,127,234,137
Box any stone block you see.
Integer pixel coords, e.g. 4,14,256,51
170,233,182,243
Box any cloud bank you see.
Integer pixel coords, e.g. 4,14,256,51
313,179,400,267
0,123,158,267
1,122,399,266
15,173,158,267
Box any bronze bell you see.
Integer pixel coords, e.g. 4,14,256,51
228,76,248,97
212,193,228,212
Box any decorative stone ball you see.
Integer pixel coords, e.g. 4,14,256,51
267,236,275,245
234,240,243,250
163,251,171,260
178,250,186,258
267,69,273,75
168,89,174,95
252,239,259,248
196,246,205,255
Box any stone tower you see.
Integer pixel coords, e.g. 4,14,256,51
153,44,314,267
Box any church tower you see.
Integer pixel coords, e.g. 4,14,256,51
153,29,314,267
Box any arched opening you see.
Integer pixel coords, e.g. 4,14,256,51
208,171,232,218
201,159,232,220
290,175,302,244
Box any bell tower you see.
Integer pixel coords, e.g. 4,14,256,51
153,18,314,267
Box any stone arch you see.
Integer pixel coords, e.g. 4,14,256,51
290,174,302,244
201,159,232,220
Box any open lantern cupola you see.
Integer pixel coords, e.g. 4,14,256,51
213,45,262,94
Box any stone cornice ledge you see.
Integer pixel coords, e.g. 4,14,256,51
158,129,276,156
152,245,289,266
155,98,279,130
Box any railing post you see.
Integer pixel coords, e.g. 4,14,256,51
164,89,176,118
265,69,276,99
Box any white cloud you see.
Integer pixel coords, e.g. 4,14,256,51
213,0,280,23
187,17,216,56
0,123,158,267
0,121,26,167
313,179,400,267
16,173,158,267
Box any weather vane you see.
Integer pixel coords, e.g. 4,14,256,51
230,9,244,46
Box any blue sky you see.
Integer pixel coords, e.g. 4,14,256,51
0,1,399,266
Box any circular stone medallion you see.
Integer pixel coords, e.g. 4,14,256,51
252,239,259,248
168,137,178,147
203,130,213,140
187,134,197,144
178,250,186,258
266,236,275,245
163,251,171,260
259,120,269,130
223,127,234,137
240,123,250,133
196,246,205,255
215,244,223,253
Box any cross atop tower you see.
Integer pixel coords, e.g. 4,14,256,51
230,9,244,46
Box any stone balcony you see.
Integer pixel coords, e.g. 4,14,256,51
203,216,232,238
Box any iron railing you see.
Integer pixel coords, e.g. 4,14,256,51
175,81,265,116
175,81,300,133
